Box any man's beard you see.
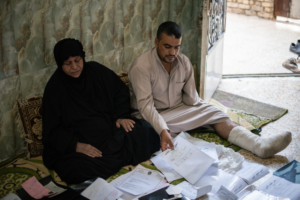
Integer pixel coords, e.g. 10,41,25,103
157,49,175,64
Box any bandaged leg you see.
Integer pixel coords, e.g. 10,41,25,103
228,126,292,158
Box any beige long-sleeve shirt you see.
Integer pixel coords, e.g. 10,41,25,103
129,48,203,135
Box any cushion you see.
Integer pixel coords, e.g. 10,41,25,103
16,74,128,159
17,95,43,158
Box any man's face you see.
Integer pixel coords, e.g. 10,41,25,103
62,56,83,78
155,33,182,64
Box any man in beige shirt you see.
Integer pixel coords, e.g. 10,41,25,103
129,21,291,158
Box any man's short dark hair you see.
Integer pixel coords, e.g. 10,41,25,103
156,21,182,40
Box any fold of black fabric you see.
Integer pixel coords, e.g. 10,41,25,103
42,61,160,183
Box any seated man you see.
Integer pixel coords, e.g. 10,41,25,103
42,38,160,184
129,21,291,158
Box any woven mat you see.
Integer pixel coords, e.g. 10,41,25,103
0,98,288,198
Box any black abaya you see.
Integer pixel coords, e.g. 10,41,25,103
42,59,160,184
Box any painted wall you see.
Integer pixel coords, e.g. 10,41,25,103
291,0,300,19
0,0,203,162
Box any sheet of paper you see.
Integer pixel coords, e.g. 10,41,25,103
44,181,67,198
116,165,164,195
81,178,123,200
257,175,300,200
177,132,219,163
194,166,248,195
242,190,290,200
235,161,269,184
160,136,215,184
166,185,183,195
215,186,238,200
116,179,170,200
151,155,183,182
0,193,21,200
22,176,55,199
131,180,170,200
112,166,169,200
178,181,212,199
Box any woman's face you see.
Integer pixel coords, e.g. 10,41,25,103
62,56,83,78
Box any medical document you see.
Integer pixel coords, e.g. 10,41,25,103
116,166,165,195
257,175,300,200
160,136,215,184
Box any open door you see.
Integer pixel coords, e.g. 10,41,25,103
199,0,227,102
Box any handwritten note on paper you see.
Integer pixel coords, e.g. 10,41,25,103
160,136,215,184
235,161,269,184
22,176,55,199
216,186,238,200
257,175,300,200
151,155,183,182
81,178,123,200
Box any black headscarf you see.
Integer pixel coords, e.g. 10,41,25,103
54,38,86,69
42,39,132,169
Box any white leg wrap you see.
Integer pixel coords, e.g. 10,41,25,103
228,126,292,158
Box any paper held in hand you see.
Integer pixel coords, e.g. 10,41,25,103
160,136,215,184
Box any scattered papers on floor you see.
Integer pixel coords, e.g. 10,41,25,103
215,185,238,200
115,165,164,196
194,166,247,195
160,136,215,184
21,176,56,199
81,178,123,200
257,175,300,200
0,193,21,200
177,181,212,199
235,161,269,184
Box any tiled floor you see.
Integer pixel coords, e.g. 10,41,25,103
219,12,300,189
223,13,300,74
217,77,300,187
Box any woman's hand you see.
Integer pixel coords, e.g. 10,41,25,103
116,119,135,132
160,129,174,152
76,142,102,158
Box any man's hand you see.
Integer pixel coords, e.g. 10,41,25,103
160,129,174,151
116,119,135,132
76,142,102,158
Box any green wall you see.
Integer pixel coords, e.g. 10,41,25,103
0,0,203,162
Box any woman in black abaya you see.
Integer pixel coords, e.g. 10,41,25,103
42,38,160,184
